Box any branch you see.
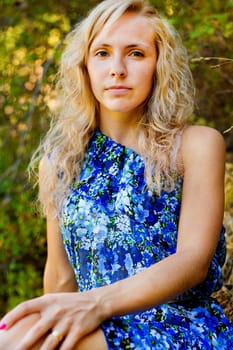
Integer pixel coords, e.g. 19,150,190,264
191,56,233,69
223,126,233,134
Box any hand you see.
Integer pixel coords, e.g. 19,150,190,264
0,291,104,350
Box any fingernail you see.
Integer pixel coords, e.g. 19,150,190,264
0,323,7,330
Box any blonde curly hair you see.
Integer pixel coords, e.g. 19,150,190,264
30,0,195,216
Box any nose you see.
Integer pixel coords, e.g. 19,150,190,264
110,55,127,78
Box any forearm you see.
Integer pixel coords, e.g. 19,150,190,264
95,251,208,319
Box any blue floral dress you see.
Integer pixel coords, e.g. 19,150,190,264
60,129,233,349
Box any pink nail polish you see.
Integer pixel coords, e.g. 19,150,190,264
0,323,7,330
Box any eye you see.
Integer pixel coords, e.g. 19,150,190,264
95,50,109,57
129,50,145,57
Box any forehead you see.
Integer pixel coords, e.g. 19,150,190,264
90,12,156,48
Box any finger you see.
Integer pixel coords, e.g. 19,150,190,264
1,296,44,329
0,313,41,350
40,327,67,350
14,317,54,350
59,326,83,350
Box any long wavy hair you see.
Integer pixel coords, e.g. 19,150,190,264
30,0,195,216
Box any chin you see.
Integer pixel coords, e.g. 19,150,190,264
108,105,139,114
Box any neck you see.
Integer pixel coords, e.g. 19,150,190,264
98,108,142,148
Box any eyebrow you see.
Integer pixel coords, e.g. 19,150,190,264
90,42,153,51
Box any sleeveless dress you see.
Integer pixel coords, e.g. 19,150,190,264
60,129,233,349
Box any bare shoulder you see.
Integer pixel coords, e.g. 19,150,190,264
181,125,225,168
182,125,225,149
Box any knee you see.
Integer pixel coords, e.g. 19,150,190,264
75,328,108,350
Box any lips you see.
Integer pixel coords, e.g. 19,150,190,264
107,86,130,89
106,86,131,94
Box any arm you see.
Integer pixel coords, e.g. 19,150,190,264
43,217,78,293
95,125,225,317
39,157,78,293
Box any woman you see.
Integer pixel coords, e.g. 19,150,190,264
0,0,232,349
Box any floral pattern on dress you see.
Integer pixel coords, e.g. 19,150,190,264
60,129,233,349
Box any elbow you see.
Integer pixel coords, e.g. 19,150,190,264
178,251,211,288
187,257,211,287
44,275,78,293
56,277,78,292
44,267,78,293
196,265,209,285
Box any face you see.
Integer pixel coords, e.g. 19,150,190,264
86,12,157,119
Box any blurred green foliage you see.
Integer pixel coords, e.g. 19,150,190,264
0,0,233,316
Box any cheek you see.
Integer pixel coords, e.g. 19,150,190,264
87,64,105,93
